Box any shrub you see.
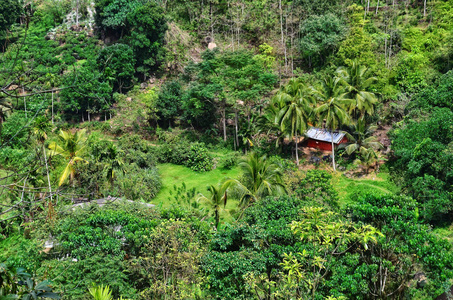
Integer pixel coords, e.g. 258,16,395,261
114,164,161,200
220,153,239,170
295,170,339,209
0,147,34,170
155,141,213,172
186,143,213,172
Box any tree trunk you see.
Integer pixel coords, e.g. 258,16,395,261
376,0,380,14
364,0,370,18
295,132,299,165
235,109,239,150
51,91,54,125
24,96,27,118
223,106,227,142
0,114,3,140
210,0,214,39
279,0,287,73
331,129,336,171
423,0,427,16
215,207,219,229
76,0,79,27
43,145,53,204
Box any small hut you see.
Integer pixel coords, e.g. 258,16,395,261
306,127,348,151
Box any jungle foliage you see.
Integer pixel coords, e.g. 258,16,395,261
2,0,453,299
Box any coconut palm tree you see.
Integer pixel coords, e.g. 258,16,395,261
48,129,88,186
256,100,284,149
345,118,383,156
223,152,285,208
32,116,54,204
313,75,352,171
274,79,313,165
336,60,378,120
198,183,229,229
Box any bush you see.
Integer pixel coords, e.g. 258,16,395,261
187,143,213,172
0,147,34,170
220,153,239,170
114,164,161,201
295,170,339,209
0,111,31,148
155,141,213,172
123,149,156,169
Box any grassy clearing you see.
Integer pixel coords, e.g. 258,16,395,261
153,163,242,223
332,171,400,206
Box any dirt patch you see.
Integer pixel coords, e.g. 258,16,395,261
375,124,392,152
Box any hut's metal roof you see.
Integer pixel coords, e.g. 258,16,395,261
305,127,346,144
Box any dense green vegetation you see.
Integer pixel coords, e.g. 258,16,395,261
1,0,453,298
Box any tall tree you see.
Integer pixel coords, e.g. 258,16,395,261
97,44,135,93
0,0,22,32
125,1,167,78
336,61,378,120
32,116,53,204
313,75,352,171
274,79,312,165
299,13,346,67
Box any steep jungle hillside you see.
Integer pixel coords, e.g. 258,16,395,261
1,0,453,299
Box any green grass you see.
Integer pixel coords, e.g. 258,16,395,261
432,226,453,244
152,163,242,223
332,171,400,206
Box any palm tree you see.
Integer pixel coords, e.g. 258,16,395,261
336,60,378,120
256,101,284,150
95,142,125,187
274,79,313,165
313,76,352,171
345,118,383,156
32,116,54,205
48,129,88,186
224,152,285,208
356,147,378,174
197,183,229,229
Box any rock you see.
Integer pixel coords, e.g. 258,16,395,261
415,272,427,288
140,82,148,89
